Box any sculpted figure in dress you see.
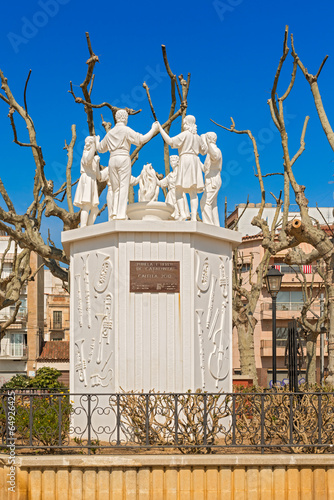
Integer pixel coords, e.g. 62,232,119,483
74,136,101,227
200,132,222,226
95,110,159,220
157,155,190,219
158,115,206,221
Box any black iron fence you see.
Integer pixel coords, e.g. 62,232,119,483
1,391,334,454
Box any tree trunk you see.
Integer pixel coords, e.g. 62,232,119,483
326,287,334,385
237,322,258,385
305,333,318,386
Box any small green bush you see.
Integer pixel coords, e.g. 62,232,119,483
0,368,71,451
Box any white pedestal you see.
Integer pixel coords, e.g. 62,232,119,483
62,221,241,395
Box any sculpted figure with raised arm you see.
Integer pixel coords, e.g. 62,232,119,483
200,132,222,226
158,115,206,221
95,110,159,220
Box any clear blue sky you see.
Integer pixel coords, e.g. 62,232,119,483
0,0,333,241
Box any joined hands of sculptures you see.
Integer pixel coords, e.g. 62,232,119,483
76,111,223,227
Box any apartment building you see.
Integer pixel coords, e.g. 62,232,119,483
37,270,70,384
227,205,330,386
0,234,44,384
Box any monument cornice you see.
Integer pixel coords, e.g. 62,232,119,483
61,220,242,257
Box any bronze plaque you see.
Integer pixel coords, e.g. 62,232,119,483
130,261,180,293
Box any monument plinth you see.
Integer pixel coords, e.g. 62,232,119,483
62,220,241,394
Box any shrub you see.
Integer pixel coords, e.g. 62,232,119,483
0,368,71,451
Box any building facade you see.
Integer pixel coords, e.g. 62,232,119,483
0,237,44,384
227,205,330,386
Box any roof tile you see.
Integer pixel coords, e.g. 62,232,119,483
37,341,69,361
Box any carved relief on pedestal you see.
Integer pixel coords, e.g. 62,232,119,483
75,339,88,387
208,300,229,387
219,256,229,300
81,254,92,328
73,249,115,390
206,275,217,329
195,309,205,390
94,252,113,295
90,369,113,387
194,252,231,390
74,274,83,327
95,293,113,365
195,251,212,296
101,350,113,373
208,308,219,340
208,255,230,387
87,338,95,363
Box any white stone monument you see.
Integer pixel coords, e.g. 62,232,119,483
62,220,241,394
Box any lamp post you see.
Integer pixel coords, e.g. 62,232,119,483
265,265,284,386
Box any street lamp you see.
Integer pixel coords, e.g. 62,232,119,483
265,265,284,386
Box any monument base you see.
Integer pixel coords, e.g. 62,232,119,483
62,220,241,395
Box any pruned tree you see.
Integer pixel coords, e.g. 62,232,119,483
213,26,334,386
210,119,283,385
0,33,189,335
292,260,328,385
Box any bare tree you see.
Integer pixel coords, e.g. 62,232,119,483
291,261,327,385
212,26,334,385
211,120,282,385
0,34,189,334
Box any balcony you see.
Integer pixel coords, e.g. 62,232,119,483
0,344,28,359
0,307,28,323
259,338,323,358
260,301,320,320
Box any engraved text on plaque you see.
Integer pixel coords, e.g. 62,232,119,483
130,261,180,293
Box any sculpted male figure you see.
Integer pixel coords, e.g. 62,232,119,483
200,132,222,226
95,110,158,219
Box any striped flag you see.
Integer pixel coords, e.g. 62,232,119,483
303,265,312,274
274,265,281,271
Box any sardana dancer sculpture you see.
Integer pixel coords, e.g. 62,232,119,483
73,136,101,227
95,110,159,220
158,115,206,221
200,132,222,227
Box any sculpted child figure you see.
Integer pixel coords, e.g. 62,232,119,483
157,155,190,219
200,132,222,226
158,115,206,221
74,136,100,227
95,109,159,220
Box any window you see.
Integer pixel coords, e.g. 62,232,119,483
10,333,24,357
1,263,12,278
53,310,62,329
276,327,288,339
276,291,304,311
